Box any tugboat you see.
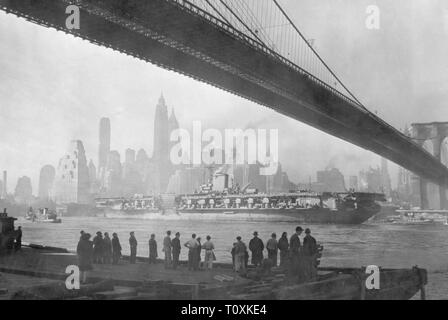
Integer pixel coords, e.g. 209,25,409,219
175,171,384,224
25,207,62,223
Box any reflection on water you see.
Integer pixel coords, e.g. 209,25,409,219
16,216,448,299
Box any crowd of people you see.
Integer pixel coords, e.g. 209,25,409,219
76,226,319,284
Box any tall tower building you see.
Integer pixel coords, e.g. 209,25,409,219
153,94,171,193
38,165,56,201
53,140,90,204
98,117,111,181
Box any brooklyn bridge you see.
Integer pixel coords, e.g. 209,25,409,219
1,0,447,208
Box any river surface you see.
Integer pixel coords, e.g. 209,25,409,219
15,216,448,299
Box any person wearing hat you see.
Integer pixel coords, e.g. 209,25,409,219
234,236,247,273
129,231,138,264
172,232,181,269
266,233,278,267
92,231,104,264
77,232,93,284
303,228,318,281
103,232,112,264
163,230,172,268
289,226,303,279
249,231,264,267
278,232,289,269
111,233,122,265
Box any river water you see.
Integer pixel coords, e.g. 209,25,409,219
16,216,448,299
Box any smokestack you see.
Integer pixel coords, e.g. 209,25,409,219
2,171,7,198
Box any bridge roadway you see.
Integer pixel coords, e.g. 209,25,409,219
2,0,448,185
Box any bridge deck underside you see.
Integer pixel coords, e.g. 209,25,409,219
2,0,447,184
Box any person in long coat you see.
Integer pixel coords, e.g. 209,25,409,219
278,232,289,268
129,232,138,264
249,231,264,266
149,234,158,264
92,231,104,264
162,230,172,268
111,233,122,265
266,233,279,267
77,233,93,284
171,232,181,269
302,228,318,281
103,232,112,264
289,226,304,280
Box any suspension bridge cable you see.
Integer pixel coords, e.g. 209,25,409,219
218,0,267,48
271,0,366,108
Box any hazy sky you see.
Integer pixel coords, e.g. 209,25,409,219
1,0,448,195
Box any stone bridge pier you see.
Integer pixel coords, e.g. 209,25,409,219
410,122,448,209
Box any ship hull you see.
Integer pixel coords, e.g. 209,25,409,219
93,208,161,219
176,206,379,224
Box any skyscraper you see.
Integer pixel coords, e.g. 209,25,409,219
98,117,111,183
152,94,171,193
38,165,56,201
53,140,90,204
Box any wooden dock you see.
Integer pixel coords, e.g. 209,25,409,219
0,246,427,300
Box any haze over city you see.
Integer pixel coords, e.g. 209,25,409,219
1,0,448,194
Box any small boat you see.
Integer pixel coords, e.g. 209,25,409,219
25,207,62,223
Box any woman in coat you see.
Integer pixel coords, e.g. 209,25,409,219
77,233,93,284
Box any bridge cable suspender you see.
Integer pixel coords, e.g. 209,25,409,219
271,0,366,109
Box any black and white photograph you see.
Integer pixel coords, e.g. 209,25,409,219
0,0,447,307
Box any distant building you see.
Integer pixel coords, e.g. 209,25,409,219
105,150,122,197
381,158,392,198
152,94,175,194
53,140,90,204
38,165,56,201
314,168,346,192
348,175,358,191
359,167,382,193
14,176,33,205
98,117,111,188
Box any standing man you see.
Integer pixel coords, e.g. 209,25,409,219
266,233,278,267
93,231,104,264
163,230,172,268
14,226,22,252
172,232,181,269
103,232,112,264
129,231,138,264
278,232,289,269
234,236,247,274
302,228,318,281
289,226,303,280
202,235,215,270
249,231,264,266
77,233,93,284
184,233,199,271
111,233,122,265
149,234,158,264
